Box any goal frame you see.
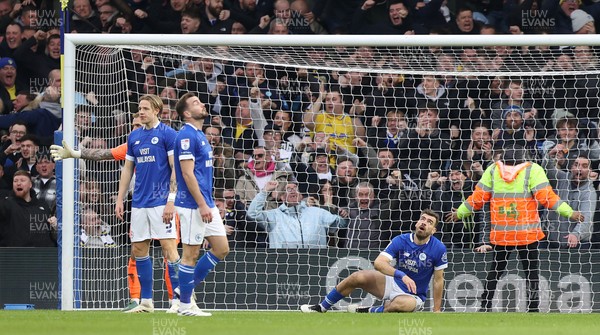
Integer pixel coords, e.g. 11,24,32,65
61,33,600,311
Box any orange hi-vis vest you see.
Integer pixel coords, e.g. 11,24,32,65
456,161,575,246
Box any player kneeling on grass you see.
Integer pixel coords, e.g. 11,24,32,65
301,209,446,313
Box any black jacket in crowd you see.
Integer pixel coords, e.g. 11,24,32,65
0,190,56,247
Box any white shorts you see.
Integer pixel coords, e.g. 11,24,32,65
176,206,226,245
383,275,424,312
130,206,178,242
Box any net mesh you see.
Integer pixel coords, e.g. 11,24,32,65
75,45,130,308
70,42,600,311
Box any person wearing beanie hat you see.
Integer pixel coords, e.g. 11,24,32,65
502,105,525,120
0,57,20,114
571,9,595,33
502,105,526,133
0,57,16,70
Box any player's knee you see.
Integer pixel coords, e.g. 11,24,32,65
132,242,149,257
182,249,201,265
347,271,368,286
386,298,416,313
162,247,180,262
213,245,230,259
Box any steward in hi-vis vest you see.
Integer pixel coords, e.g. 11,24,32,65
456,157,575,246
450,146,584,312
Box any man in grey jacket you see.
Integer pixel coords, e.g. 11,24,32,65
543,153,597,248
340,182,391,250
247,180,347,248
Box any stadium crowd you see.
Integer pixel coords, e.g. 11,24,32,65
1,0,600,249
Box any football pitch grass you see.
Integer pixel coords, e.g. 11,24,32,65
1,310,599,335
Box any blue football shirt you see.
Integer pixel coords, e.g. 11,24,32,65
125,122,176,208
174,123,215,209
382,233,448,302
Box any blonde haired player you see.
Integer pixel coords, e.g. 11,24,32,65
52,107,182,313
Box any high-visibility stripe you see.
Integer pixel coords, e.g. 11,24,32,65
491,222,542,231
520,167,532,198
464,201,474,212
551,199,563,210
531,181,550,193
490,191,532,198
477,182,492,192
523,165,532,190
490,230,546,246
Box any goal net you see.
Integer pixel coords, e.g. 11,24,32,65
61,34,600,312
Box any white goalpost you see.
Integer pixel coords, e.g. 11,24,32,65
61,33,600,312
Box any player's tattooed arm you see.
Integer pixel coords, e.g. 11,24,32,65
81,148,114,161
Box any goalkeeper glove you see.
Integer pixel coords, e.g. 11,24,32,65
50,140,81,161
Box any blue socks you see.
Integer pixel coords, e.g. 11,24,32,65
369,305,385,313
178,264,195,304
167,258,180,297
194,251,220,285
174,252,221,305
135,256,153,300
320,288,345,310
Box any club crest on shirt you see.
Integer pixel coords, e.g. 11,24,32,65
181,138,190,150
419,252,427,261
151,137,159,144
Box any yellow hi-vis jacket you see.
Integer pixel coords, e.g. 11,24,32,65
456,161,575,246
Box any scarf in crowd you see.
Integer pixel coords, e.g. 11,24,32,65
248,160,276,177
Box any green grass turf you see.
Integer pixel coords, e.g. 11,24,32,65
1,310,599,335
